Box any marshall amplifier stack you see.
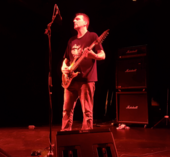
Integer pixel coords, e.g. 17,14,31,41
115,45,149,125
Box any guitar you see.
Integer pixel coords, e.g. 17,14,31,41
62,29,110,89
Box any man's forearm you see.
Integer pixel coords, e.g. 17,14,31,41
85,49,106,60
90,50,106,60
96,50,106,60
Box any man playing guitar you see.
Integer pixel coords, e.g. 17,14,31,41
61,13,106,131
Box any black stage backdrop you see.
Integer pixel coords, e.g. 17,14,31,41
0,0,169,127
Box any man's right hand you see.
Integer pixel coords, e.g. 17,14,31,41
61,59,70,75
61,66,70,75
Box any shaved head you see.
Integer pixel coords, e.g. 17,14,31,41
75,13,90,29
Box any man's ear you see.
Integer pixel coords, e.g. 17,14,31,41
84,21,87,26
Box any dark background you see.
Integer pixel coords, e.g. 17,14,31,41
0,0,169,127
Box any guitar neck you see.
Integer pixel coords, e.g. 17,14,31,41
70,42,96,72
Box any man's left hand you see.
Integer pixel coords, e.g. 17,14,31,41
84,47,96,59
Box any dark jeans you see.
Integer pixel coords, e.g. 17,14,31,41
61,81,95,131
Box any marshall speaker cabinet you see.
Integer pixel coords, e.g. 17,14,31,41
116,45,147,89
116,92,148,124
55,128,118,157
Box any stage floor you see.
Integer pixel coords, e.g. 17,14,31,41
0,122,170,157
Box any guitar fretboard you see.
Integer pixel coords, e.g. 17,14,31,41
69,29,109,72
70,42,96,72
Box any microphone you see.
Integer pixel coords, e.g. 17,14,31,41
55,4,62,20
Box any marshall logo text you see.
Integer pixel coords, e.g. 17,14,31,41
126,105,138,109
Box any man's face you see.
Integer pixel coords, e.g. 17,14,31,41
73,15,87,30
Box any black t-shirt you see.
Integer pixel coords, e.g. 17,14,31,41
64,31,103,82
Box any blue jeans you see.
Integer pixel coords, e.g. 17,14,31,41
61,81,95,131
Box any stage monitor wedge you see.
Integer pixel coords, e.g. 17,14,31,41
55,128,118,157
0,148,12,157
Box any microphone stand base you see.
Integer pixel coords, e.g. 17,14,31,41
47,151,54,157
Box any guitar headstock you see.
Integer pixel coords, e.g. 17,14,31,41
95,29,110,45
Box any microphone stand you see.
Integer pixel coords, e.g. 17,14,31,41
44,4,60,157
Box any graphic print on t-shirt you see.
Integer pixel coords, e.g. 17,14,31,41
71,44,83,59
